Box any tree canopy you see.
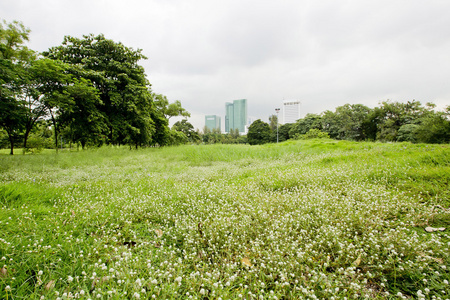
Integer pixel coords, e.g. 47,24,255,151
247,119,271,145
43,34,156,147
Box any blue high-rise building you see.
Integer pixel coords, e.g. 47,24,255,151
205,115,221,131
225,99,247,133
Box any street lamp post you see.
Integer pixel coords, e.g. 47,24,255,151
275,108,280,143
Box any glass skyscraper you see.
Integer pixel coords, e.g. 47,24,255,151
225,99,247,133
205,115,221,131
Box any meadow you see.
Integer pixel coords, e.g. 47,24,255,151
0,140,449,300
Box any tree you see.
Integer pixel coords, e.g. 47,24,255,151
0,20,34,154
375,100,425,141
20,57,71,150
167,129,188,145
321,110,340,139
277,123,292,142
269,114,278,131
397,124,419,143
44,34,159,147
172,119,199,143
289,114,322,138
153,93,190,120
414,105,450,143
57,78,107,148
330,104,372,141
229,128,240,141
31,58,74,151
299,129,330,139
248,119,271,145
0,20,32,61
0,96,26,154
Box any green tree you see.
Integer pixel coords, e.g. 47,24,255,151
328,104,372,141
269,114,278,131
277,123,292,142
153,93,191,120
299,128,330,139
32,58,74,151
414,105,450,143
0,96,26,154
223,128,240,144
397,124,419,143
44,34,158,147
167,129,188,145
172,119,199,143
20,57,71,150
248,119,271,145
375,100,425,141
0,20,34,154
57,78,107,148
289,113,322,138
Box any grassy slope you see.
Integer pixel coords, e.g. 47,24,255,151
0,140,449,299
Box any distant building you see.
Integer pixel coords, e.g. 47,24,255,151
205,115,221,131
225,102,234,133
225,99,248,133
283,100,301,124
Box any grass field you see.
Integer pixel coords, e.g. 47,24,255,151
0,140,449,299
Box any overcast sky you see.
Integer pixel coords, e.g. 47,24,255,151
2,0,450,130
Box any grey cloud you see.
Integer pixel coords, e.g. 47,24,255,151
2,0,449,130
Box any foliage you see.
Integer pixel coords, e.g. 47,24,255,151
247,119,271,145
296,128,330,139
0,20,33,154
284,100,450,145
397,124,420,142
277,123,292,142
202,127,224,144
288,113,322,138
167,129,188,146
414,106,450,144
374,100,425,142
268,114,278,131
154,93,191,120
44,34,158,147
201,128,247,145
172,119,200,143
57,78,107,148
321,104,371,140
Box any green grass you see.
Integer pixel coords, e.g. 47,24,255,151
0,140,449,299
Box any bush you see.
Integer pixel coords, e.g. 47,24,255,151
296,129,330,140
24,133,54,153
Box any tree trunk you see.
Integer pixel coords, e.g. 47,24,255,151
9,135,14,155
108,126,113,145
54,127,58,152
50,112,58,152
23,127,31,151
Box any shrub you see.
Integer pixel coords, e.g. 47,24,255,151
296,129,330,140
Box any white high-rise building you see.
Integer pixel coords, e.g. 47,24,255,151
282,100,301,124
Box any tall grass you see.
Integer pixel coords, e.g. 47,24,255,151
0,140,449,299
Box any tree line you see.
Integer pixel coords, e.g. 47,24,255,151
0,20,190,154
247,101,450,145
